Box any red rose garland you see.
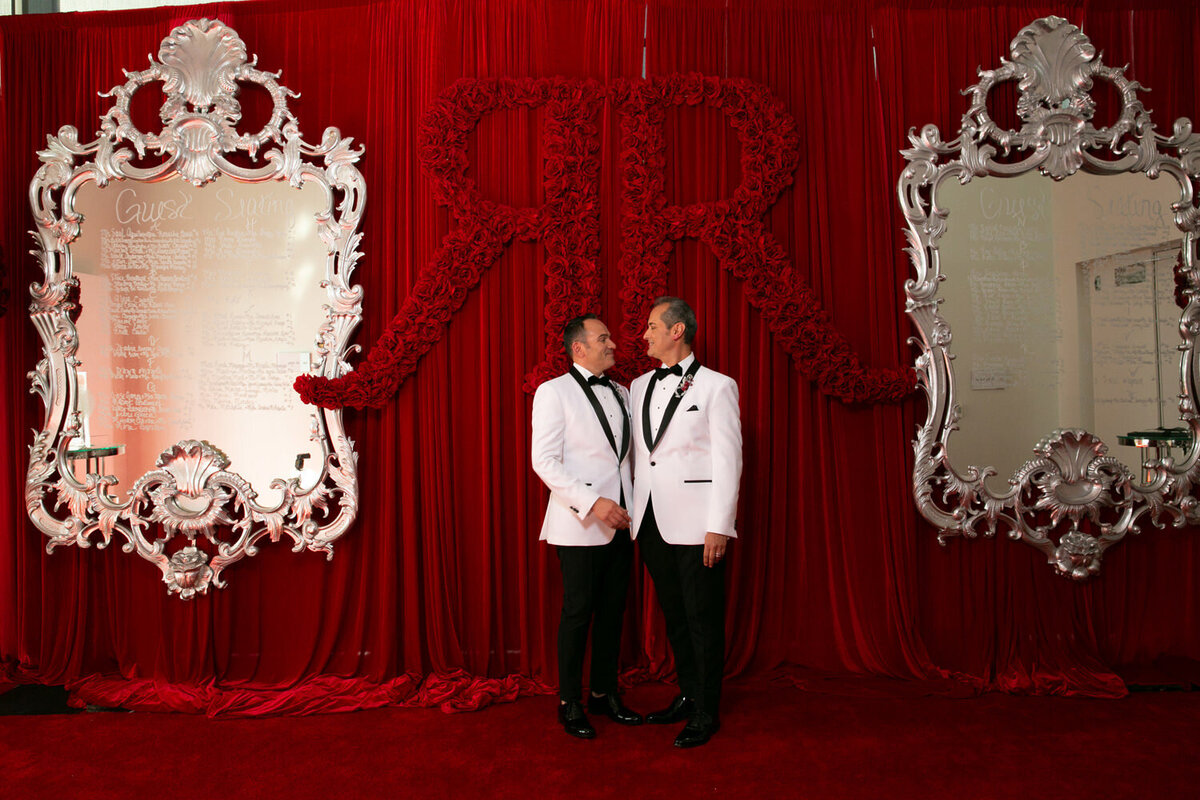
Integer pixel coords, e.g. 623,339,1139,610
295,76,916,409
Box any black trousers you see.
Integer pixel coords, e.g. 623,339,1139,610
637,497,726,716
555,529,634,703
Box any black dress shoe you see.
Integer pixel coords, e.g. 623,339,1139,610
587,693,644,725
673,711,720,748
645,694,694,725
558,701,596,739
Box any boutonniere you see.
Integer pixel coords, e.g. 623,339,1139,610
674,373,695,399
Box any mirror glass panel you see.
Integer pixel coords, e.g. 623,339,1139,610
937,171,1183,487
70,178,329,505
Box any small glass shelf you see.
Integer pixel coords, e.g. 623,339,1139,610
66,444,125,474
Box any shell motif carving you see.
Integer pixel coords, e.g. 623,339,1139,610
158,440,230,496
1010,19,1098,123
157,19,247,113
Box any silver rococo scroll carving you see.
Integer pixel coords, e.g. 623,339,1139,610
26,19,364,598
899,16,1200,578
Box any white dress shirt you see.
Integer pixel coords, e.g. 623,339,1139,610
646,353,695,440
574,363,626,445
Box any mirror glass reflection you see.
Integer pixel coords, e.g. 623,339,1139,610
69,177,329,505
937,171,1184,487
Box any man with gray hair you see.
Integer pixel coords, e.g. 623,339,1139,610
630,296,743,748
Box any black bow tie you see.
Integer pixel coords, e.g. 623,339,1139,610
654,364,683,380
587,374,612,387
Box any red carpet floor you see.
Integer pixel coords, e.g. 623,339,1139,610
4,679,1200,798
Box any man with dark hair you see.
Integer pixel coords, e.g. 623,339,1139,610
532,314,643,739
631,296,743,748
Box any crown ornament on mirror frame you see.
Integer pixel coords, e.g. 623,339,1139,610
955,15,1200,183
900,16,1200,579
26,19,365,598
104,17,296,185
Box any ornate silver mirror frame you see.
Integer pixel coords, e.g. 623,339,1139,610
26,19,363,598
900,16,1200,578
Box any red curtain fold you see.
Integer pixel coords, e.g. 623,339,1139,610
3,0,1200,717
60,669,552,717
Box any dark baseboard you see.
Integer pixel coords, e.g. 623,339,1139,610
0,684,81,716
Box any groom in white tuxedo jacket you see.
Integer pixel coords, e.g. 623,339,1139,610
631,297,742,749
531,314,644,739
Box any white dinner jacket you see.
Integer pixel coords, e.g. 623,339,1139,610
531,367,634,546
630,360,742,545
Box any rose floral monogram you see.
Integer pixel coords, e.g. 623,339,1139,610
294,76,915,409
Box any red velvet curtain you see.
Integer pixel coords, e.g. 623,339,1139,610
2,0,1200,715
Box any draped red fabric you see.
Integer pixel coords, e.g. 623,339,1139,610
3,0,1200,717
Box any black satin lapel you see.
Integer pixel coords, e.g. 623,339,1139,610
648,361,702,452
567,369,620,458
612,389,631,462
642,376,658,451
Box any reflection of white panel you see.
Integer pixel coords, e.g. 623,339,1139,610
1081,243,1183,447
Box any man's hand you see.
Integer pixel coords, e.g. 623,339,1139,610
703,532,730,568
590,497,632,530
